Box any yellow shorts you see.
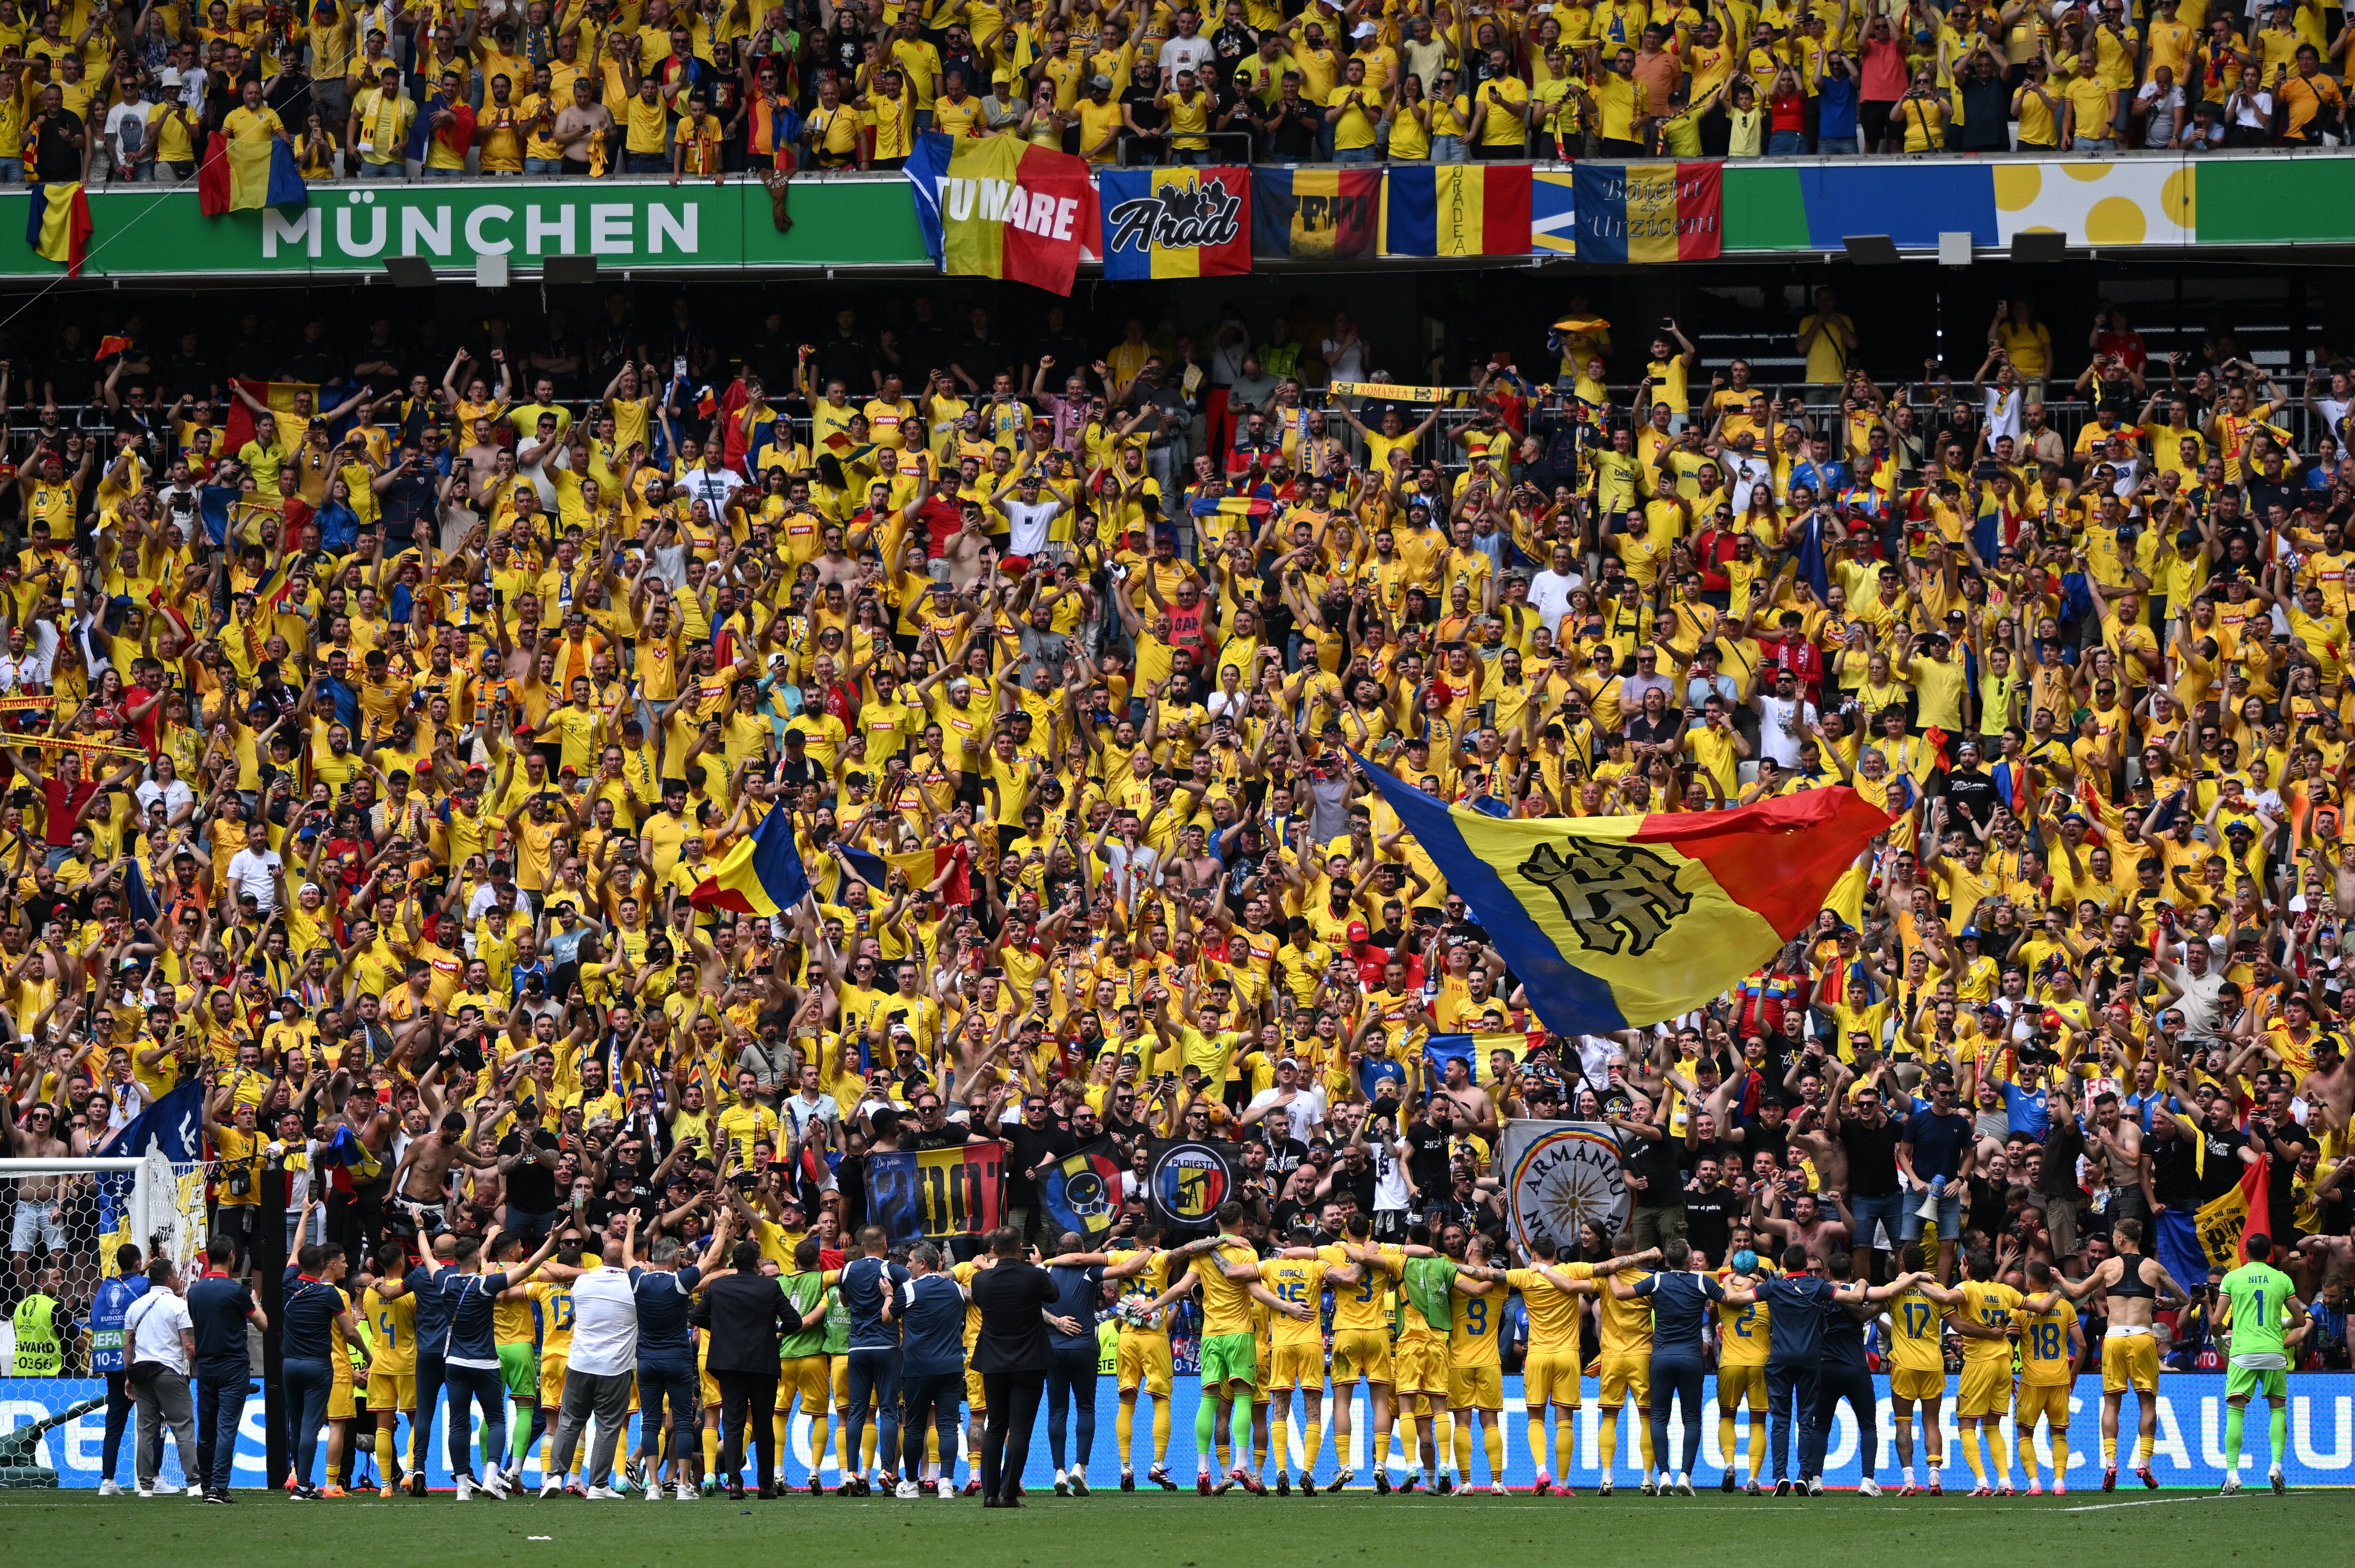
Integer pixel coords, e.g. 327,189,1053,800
1331,1328,1392,1388
1268,1341,1324,1393
1958,1358,2013,1419
2016,1379,2071,1429
831,1354,851,1411
965,1366,988,1414
700,1363,721,1407
328,1374,356,1422
1522,1350,1581,1409
777,1355,830,1412
1116,1331,1173,1398
1598,1353,1650,1409
2101,1333,2158,1395
1889,1366,1943,1404
1714,1362,1767,1411
366,1371,414,1412
1393,1335,1450,1400
1252,1339,1273,1406
1447,1362,1503,1412
541,1355,568,1414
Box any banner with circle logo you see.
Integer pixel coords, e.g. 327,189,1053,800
1145,1138,1241,1235
1499,1120,1631,1259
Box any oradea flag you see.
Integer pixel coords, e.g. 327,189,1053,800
1251,166,1379,259
1144,1138,1242,1233
1571,162,1721,263
1380,164,1530,258
866,1141,1006,1245
689,806,813,916
24,182,91,277
1099,165,1250,280
196,129,308,216
2195,1152,2270,1267
1531,169,1576,256
1039,1140,1125,1244
222,377,321,453
1350,753,1885,1035
905,131,1094,295
1498,1121,1631,1257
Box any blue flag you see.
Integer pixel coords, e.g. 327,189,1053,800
103,1076,204,1162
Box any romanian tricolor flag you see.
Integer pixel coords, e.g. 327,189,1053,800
689,806,813,916
24,182,91,278
1570,162,1722,264
196,128,309,216
1426,1028,1543,1084
1251,166,1379,260
866,1142,1007,1242
1352,754,1886,1035
1380,164,1531,259
840,842,972,904
1099,166,1251,280
223,377,320,453
906,131,1095,295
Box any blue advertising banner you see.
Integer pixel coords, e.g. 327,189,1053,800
7,1375,2351,1490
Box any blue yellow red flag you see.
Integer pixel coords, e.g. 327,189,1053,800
24,182,90,276
1350,754,1886,1034
689,806,813,917
1379,164,1531,258
196,129,308,216
222,377,321,453
1099,165,1251,279
1250,166,1380,259
1570,162,1722,264
1426,1029,1543,1085
905,131,1095,294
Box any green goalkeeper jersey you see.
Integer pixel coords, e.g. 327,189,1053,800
2217,1261,2296,1363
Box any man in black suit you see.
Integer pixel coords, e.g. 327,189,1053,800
967,1228,1077,1506
690,1238,817,1498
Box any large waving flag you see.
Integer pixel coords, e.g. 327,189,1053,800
1351,755,1887,1035
689,805,812,916
1380,164,1531,258
1099,166,1251,279
197,129,309,216
1038,1139,1124,1244
905,131,1095,295
24,182,91,277
223,377,320,453
1571,162,1721,263
1251,166,1380,259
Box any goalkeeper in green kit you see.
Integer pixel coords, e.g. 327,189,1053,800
2216,1234,2312,1495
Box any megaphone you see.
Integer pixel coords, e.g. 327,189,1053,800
1917,1187,1944,1220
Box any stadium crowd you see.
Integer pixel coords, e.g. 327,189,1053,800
0,279,2348,1509
3,0,2349,188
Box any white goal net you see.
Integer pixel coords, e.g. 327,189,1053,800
1,1154,210,1374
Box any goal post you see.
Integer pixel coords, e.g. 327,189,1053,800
0,1155,210,1370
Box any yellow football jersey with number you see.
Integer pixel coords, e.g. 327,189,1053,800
363,1285,417,1375
1322,1244,1396,1335
2016,1293,2078,1384
1258,1257,1330,1348
1884,1285,1946,1375
1449,1283,1503,1367
1957,1279,2022,1362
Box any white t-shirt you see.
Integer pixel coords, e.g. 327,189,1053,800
138,778,195,822
1755,695,1818,767
1528,567,1586,631
128,1288,194,1374
225,846,284,913
1245,1085,1328,1144
677,463,745,515
1000,496,1064,557
106,100,159,166
563,1266,639,1376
